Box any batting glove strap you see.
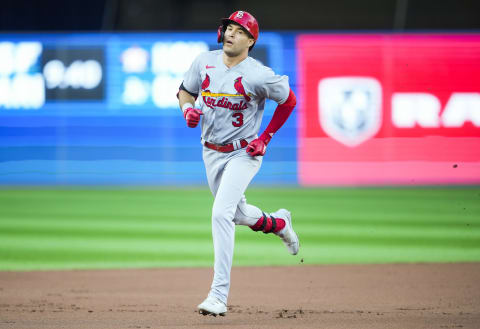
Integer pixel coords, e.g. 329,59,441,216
182,102,194,116
258,131,272,145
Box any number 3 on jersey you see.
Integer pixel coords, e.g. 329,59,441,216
232,112,243,127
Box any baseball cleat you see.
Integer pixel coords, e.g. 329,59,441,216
197,296,227,316
272,209,299,255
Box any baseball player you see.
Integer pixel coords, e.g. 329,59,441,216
177,10,299,317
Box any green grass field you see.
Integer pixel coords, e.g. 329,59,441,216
0,187,479,271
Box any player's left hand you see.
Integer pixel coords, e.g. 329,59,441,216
246,138,267,156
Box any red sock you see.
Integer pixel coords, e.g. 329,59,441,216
250,214,285,233
250,217,265,231
274,217,286,232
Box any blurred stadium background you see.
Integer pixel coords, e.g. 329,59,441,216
0,0,479,271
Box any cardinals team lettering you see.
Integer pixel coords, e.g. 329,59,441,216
203,96,248,110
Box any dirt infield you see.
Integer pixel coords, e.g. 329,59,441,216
0,263,479,329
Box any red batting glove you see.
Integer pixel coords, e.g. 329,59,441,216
184,108,203,128
246,133,272,157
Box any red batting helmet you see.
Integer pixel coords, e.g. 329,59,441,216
217,10,259,51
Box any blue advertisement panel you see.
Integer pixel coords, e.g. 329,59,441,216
0,33,297,185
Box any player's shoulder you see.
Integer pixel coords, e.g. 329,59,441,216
245,56,272,71
244,56,276,82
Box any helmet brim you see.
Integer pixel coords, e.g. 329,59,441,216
221,19,255,40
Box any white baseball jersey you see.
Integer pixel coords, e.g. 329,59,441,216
182,49,290,144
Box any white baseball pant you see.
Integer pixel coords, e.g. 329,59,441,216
202,145,265,304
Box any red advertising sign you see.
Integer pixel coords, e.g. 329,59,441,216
297,34,480,185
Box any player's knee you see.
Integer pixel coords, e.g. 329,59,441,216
232,206,244,225
234,204,245,218
212,204,235,223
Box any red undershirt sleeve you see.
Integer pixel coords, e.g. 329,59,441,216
259,89,297,144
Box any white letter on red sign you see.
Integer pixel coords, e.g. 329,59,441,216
442,93,480,127
392,93,441,128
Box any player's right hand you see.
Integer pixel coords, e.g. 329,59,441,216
184,108,203,128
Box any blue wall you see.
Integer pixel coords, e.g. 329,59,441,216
0,32,298,185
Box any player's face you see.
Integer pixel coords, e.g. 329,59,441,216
223,24,254,57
